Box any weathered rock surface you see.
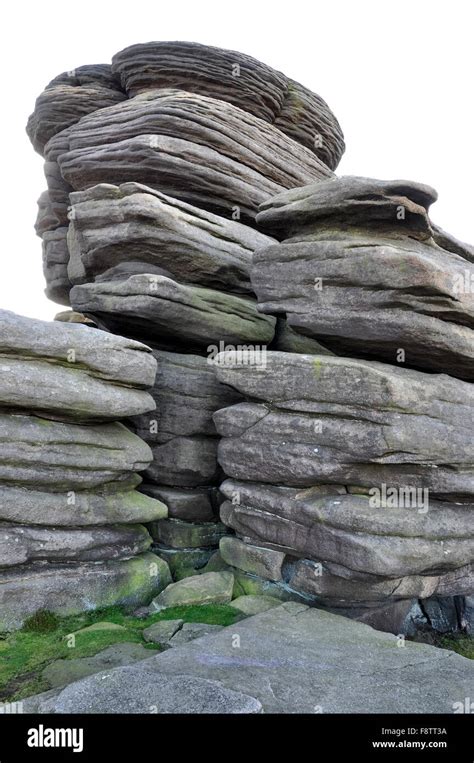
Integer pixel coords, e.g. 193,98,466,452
27,65,126,155
229,594,282,615
138,486,217,523
0,309,157,390
167,621,224,647
0,553,171,631
0,310,168,628
70,275,276,350
42,642,152,689
0,414,152,489
67,182,275,293
153,546,217,580
142,619,183,644
111,41,345,168
254,177,474,380
0,523,152,567
213,350,474,619
151,571,234,608
50,89,333,222
23,603,474,713
130,350,242,442
147,518,227,549
0,478,167,526
220,536,286,581
213,351,474,501
28,670,263,714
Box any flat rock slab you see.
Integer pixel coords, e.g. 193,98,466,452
42,642,151,689
229,595,283,615
0,478,167,527
70,274,275,351
0,310,156,420
24,603,474,713
0,414,152,490
0,523,151,567
167,622,224,647
30,671,263,714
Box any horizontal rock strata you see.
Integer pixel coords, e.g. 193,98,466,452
0,310,170,629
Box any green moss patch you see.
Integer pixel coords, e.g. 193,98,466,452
0,603,240,703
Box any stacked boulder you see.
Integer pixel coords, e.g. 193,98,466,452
27,42,344,580
0,310,171,630
27,41,473,635
214,177,474,632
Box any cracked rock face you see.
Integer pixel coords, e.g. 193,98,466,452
254,177,474,381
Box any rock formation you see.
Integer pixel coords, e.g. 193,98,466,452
27,41,344,588
25,41,473,636
0,310,171,630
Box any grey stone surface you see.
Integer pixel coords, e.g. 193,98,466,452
70,275,276,351
254,177,474,380
145,436,220,488
0,310,157,421
111,41,345,168
152,546,216,580
50,89,334,222
0,414,153,489
220,536,285,581
229,594,282,615
142,619,183,644
42,642,152,689
0,478,167,526
67,182,274,293
219,481,474,579
148,518,227,549
213,352,474,501
23,603,474,713
130,350,242,442
151,571,234,608
0,308,156,389
27,65,126,155
0,553,171,631
0,523,152,566
30,670,263,714
139,485,216,523
168,621,224,646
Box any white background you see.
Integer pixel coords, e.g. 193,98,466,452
1,0,472,320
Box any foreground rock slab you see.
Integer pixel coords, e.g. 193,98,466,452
23,603,474,713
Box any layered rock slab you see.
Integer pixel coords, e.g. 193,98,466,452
67,182,275,293
0,311,170,627
254,177,474,380
213,351,474,501
70,275,276,351
110,41,345,168
49,89,333,221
